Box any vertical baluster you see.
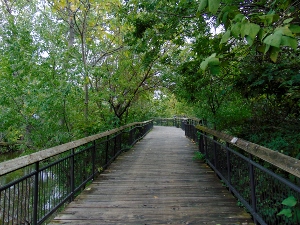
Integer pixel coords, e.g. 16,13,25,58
249,155,257,224
226,142,232,192
7,188,10,224
70,149,75,202
17,182,20,223
199,132,204,154
213,136,217,168
92,140,96,180
204,132,208,157
20,180,24,222
33,162,39,225
105,136,109,165
129,127,133,147
0,188,4,223
12,183,15,225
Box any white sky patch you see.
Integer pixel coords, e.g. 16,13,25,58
154,90,161,99
210,25,224,35
40,51,49,58
205,17,224,35
154,90,167,100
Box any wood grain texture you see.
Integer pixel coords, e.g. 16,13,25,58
51,126,254,225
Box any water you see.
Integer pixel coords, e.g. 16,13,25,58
0,150,23,163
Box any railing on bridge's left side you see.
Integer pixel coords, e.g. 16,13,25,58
0,120,153,225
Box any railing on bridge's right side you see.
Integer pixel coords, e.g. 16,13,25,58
0,120,153,225
184,119,300,225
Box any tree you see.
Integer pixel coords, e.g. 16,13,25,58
198,0,300,62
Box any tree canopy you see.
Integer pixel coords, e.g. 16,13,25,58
0,0,299,158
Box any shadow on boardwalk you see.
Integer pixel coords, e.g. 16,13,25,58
51,126,254,225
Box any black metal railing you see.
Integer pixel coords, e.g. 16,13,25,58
153,117,190,129
184,121,300,225
0,120,153,225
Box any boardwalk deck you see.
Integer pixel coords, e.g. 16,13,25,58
51,126,254,225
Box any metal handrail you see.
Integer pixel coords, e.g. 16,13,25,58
152,117,189,128
184,122,300,225
0,120,153,225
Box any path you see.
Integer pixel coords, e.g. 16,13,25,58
51,126,253,225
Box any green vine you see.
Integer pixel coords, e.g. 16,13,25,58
277,196,300,223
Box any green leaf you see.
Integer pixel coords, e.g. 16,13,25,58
231,22,241,38
258,28,267,41
249,23,260,40
222,11,229,27
277,208,292,218
220,30,231,44
240,23,247,38
245,35,253,46
257,44,266,53
275,26,294,37
263,33,282,48
218,6,238,28
281,36,298,50
232,14,245,23
208,0,220,14
264,44,271,54
282,196,297,207
283,18,293,24
200,59,209,71
270,47,280,63
259,14,279,25
241,23,260,39
208,57,219,66
198,0,208,12
289,25,300,33
200,53,219,72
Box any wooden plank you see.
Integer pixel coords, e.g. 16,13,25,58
51,126,254,225
197,125,300,178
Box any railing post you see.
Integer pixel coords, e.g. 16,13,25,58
249,155,257,224
213,136,217,168
194,125,197,142
92,141,96,180
118,131,122,153
105,136,109,165
226,142,231,191
70,148,75,201
129,126,133,146
204,131,208,156
199,132,204,154
33,162,39,225
113,135,117,156
185,120,188,137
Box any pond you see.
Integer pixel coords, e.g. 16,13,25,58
0,150,23,163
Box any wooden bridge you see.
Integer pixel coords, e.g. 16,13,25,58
1,119,300,225
51,126,253,224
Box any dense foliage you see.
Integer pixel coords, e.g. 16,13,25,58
0,0,299,158
121,0,300,157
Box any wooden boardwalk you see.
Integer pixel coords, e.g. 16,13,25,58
51,126,253,225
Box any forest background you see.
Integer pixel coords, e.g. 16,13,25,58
0,0,299,159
